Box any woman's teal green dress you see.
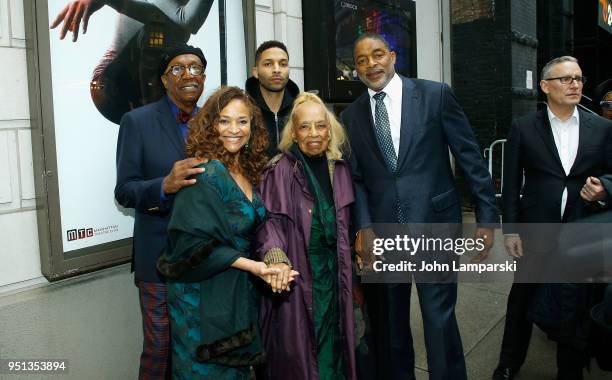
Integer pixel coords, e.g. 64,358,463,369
164,160,265,380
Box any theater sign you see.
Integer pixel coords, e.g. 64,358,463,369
600,0,612,33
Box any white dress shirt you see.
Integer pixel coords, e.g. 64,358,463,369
547,106,580,218
368,73,403,156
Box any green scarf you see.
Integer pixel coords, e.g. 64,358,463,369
291,146,345,379
290,144,337,243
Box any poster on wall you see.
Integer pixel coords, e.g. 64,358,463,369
23,0,254,280
45,0,247,254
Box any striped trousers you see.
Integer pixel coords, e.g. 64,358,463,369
137,281,170,380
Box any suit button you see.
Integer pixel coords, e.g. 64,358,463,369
308,209,312,214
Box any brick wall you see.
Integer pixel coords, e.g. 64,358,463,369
450,0,538,206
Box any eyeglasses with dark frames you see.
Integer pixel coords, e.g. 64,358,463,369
165,64,205,77
543,76,587,85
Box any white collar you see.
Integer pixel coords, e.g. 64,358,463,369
547,105,579,124
368,73,402,100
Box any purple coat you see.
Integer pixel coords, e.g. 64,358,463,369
255,152,357,380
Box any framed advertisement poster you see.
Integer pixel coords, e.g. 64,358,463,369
23,0,256,280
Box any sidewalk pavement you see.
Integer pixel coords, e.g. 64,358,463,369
407,216,609,379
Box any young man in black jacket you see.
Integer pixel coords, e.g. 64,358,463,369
245,40,300,157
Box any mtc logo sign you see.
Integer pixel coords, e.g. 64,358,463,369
67,228,94,241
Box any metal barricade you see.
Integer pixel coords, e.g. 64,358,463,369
483,139,506,199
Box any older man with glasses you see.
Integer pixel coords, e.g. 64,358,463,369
115,44,207,380
493,56,612,380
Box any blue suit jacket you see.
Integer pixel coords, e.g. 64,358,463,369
341,76,499,228
115,98,185,283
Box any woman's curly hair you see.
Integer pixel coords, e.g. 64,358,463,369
185,86,269,185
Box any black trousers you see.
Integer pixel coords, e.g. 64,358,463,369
499,282,586,376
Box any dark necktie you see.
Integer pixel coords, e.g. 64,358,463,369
176,110,191,124
373,91,406,223
373,92,397,172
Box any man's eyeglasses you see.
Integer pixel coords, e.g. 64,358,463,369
165,64,205,77
543,76,587,85
600,101,612,109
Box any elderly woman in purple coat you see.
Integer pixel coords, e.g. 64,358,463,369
255,92,357,380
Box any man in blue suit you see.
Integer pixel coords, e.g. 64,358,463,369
115,44,206,379
341,33,499,380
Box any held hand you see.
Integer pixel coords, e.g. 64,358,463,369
580,176,607,202
504,235,523,258
355,228,378,271
268,263,299,293
471,227,494,263
250,261,281,283
50,0,104,42
162,158,206,195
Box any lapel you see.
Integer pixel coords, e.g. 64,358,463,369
356,93,388,168
331,160,355,209
568,109,592,175
534,108,564,172
156,98,186,158
397,77,418,170
287,153,313,201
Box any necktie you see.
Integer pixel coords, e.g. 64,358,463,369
373,92,397,172
176,110,191,124
373,92,406,223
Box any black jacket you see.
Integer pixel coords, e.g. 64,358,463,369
245,76,299,157
502,107,612,362
503,108,612,233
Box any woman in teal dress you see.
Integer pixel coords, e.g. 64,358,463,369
157,86,296,379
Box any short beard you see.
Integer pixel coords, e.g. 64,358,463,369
260,81,287,93
358,72,393,92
